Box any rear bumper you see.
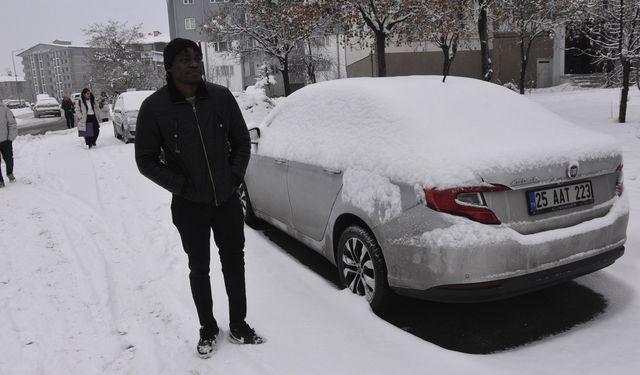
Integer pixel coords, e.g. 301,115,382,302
35,109,60,115
393,246,624,302
381,196,629,301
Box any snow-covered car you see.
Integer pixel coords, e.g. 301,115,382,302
32,97,61,118
112,90,155,143
241,76,629,311
4,99,26,109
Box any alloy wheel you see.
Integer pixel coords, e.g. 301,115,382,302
342,237,376,302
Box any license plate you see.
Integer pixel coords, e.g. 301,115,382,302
527,181,594,215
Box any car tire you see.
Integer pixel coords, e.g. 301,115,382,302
113,123,122,139
337,225,392,312
122,126,130,144
238,182,260,228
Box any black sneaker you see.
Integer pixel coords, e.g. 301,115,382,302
229,322,265,345
8,174,15,182
0,180,4,188
197,327,218,359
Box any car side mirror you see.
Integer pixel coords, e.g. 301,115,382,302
249,127,261,143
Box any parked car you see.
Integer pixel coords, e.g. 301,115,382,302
4,99,26,109
71,92,81,106
240,76,629,311
112,90,154,143
32,97,61,118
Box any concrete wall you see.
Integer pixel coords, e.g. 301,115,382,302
347,49,483,79
491,32,554,88
346,33,554,90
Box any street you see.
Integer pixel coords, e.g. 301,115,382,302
15,111,67,136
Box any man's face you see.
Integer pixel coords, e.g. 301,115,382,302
169,48,203,85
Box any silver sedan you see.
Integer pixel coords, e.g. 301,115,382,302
240,76,629,311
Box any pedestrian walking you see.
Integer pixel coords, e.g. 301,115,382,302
61,94,75,129
0,101,18,188
135,38,260,359
75,88,100,148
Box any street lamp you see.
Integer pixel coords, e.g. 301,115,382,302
11,48,24,102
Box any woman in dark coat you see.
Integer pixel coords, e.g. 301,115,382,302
74,88,100,148
61,94,75,129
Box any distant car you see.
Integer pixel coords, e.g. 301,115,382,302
241,76,629,311
112,90,155,143
32,97,61,118
5,99,25,109
71,92,81,105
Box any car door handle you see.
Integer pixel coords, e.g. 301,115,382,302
274,159,288,164
322,168,342,175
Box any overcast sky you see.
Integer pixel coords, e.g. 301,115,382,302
0,0,169,77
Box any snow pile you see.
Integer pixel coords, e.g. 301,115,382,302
234,85,279,128
259,76,621,188
341,169,402,224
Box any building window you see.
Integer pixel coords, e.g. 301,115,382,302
212,41,228,52
183,0,194,4
185,18,196,30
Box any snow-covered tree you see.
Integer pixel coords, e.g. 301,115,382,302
326,0,421,77
496,0,573,94
83,20,163,94
573,0,640,123
203,0,330,96
299,37,335,84
406,0,475,82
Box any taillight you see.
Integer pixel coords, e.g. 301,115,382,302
616,164,624,196
424,184,510,224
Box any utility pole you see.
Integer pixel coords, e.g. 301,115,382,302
11,48,24,101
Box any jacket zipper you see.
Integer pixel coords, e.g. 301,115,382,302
192,103,219,206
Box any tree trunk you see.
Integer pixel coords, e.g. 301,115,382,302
307,41,317,84
478,0,492,81
282,55,291,96
519,37,533,95
375,31,387,77
619,58,631,123
441,44,450,76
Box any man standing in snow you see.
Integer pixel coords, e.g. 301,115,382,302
135,38,262,359
0,101,18,188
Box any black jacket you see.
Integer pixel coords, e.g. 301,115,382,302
135,80,251,205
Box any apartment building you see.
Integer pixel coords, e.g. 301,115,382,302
166,0,347,95
17,41,94,101
0,75,28,102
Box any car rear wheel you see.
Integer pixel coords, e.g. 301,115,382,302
113,123,122,139
122,126,130,144
337,225,392,312
238,182,260,228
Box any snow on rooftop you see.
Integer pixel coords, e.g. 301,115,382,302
0,75,25,82
138,32,170,44
258,76,621,188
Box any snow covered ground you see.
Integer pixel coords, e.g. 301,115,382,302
1,83,639,374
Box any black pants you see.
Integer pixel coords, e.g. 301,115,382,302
64,111,74,128
0,140,13,181
171,194,247,336
84,115,100,146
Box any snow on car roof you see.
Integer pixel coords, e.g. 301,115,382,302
120,90,155,110
258,76,621,188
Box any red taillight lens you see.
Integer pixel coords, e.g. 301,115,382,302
424,184,509,225
616,164,624,196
